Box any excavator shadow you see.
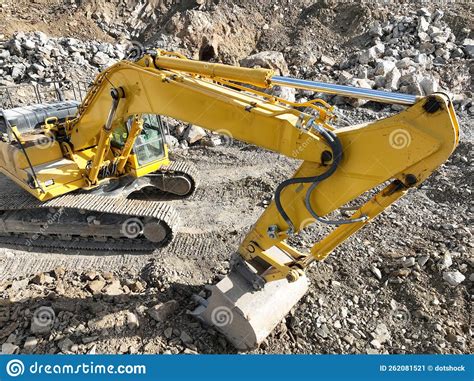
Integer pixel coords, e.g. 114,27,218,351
127,188,190,202
0,279,237,354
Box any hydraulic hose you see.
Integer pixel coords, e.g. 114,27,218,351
303,122,367,226
274,120,367,233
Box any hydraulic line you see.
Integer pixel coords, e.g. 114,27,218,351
271,76,418,105
303,122,368,226
274,120,367,233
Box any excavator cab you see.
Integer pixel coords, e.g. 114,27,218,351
132,114,167,165
108,113,170,179
111,114,167,165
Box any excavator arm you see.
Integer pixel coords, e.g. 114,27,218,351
70,50,459,279
67,50,459,349
240,94,459,282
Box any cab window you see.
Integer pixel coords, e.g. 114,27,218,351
110,114,166,165
111,122,129,148
134,114,166,164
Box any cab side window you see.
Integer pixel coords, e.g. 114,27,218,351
134,114,165,164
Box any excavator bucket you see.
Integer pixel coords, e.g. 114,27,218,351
191,270,309,350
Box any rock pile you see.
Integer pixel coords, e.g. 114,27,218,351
0,4,472,117
0,31,128,86
330,9,472,106
87,0,159,39
1,230,470,355
0,264,226,354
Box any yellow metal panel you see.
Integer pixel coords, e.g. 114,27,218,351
131,156,170,178
0,166,85,201
70,62,330,162
16,142,64,169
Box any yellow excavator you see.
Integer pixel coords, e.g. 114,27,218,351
0,49,459,349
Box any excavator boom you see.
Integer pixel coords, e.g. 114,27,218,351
0,50,459,349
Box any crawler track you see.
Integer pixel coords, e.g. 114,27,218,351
0,160,199,250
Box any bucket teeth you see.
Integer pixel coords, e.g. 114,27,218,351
191,270,309,350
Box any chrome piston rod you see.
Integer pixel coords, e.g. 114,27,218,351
271,76,418,105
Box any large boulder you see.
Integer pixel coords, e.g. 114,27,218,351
375,59,396,76
419,76,439,95
0,50,10,59
384,67,401,91
92,51,111,66
11,64,27,80
184,125,207,144
240,51,289,76
399,73,423,95
358,43,385,65
271,86,296,102
462,38,474,59
147,300,179,322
